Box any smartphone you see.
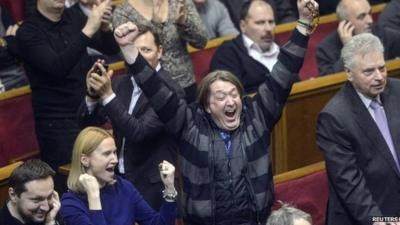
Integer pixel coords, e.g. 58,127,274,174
94,63,109,76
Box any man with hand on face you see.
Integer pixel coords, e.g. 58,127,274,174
316,0,400,76
79,26,183,211
210,0,285,94
317,33,400,225
112,0,318,223
0,159,61,225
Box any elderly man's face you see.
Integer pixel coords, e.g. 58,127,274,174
134,31,163,69
343,0,373,34
347,50,387,98
9,177,55,223
206,80,242,131
240,0,276,52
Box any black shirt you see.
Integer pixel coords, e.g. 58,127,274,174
16,7,119,119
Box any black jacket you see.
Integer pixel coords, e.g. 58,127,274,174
79,68,184,210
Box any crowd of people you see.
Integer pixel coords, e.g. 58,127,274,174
1,0,400,224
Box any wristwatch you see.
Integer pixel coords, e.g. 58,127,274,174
162,189,178,202
0,38,7,48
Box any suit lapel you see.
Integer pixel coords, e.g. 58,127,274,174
381,80,400,175
346,82,400,177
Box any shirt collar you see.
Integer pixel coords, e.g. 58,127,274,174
79,3,91,16
356,90,382,108
242,34,279,56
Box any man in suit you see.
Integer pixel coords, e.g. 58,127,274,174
317,33,400,225
316,0,400,76
79,27,183,211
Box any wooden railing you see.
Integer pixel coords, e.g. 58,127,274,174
0,161,23,206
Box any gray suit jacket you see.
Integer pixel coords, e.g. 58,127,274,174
317,78,400,225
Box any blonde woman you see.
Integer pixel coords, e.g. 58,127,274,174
60,127,177,225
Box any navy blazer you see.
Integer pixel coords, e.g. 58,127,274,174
317,78,400,225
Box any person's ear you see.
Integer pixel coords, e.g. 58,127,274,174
8,187,18,203
345,67,353,81
157,46,163,60
80,154,90,168
239,19,246,33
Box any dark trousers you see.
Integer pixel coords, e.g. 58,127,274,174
34,118,80,194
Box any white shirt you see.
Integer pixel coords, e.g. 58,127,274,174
356,91,381,121
242,34,279,72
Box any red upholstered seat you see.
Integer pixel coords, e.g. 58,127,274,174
0,0,25,22
0,92,39,166
274,164,328,225
190,47,218,83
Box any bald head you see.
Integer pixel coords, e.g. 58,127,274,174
240,0,276,52
336,0,373,34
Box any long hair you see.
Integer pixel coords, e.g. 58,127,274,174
196,70,244,110
67,127,113,193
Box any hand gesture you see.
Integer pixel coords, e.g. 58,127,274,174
44,191,60,225
152,0,168,23
159,160,175,192
86,60,114,99
79,173,100,196
114,22,140,46
297,0,319,24
5,24,19,36
176,0,187,25
83,0,112,37
338,20,355,45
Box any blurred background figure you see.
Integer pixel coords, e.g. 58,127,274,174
16,0,119,193
193,0,239,40
218,0,297,30
112,0,207,103
378,0,400,31
316,0,400,76
0,6,28,92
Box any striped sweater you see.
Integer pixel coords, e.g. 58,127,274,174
129,29,309,225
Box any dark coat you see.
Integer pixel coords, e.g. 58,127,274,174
130,29,308,225
317,79,400,225
210,35,271,94
79,68,184,210
316,26,400,76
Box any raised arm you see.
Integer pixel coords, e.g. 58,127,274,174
254,0,316,128
113,22,191,137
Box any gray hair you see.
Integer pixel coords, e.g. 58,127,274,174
336,0,349,21
341,33,384,70
266,203,312,225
